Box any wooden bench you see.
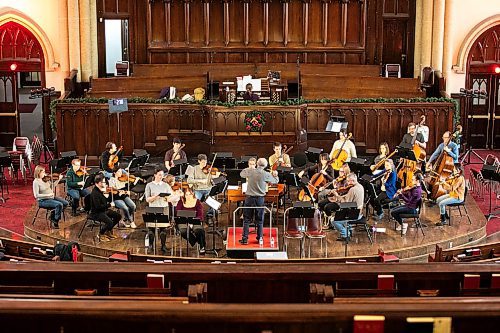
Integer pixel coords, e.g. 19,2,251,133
301,74,424,99
429,242,500,262
0,237,54,261
87,75,207,99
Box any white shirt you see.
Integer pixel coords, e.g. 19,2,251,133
330,139,357,162
417,125,429,143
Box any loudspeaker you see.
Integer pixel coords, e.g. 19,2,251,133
287,81,299,99
207,81,220,100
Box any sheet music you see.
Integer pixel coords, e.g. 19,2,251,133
241,182,248,193
205,196,222,210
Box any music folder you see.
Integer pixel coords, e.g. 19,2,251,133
143,213,171,229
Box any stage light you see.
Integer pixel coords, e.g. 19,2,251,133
9,63,17,71
494,65,500,74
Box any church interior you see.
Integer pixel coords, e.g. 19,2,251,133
0,0,500,332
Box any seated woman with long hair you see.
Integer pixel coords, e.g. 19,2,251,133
176,186,206,255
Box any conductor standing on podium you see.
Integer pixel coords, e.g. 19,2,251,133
239,158,279,245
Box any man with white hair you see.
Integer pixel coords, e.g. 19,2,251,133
239,158,279,245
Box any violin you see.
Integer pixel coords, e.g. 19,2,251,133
75,167,90,177
271,145,293,171
108,146,123,169
202,165,226,176
169,143,186,167
42,174,60,182
171,181,189,191
327,184,354,199
118,174,142,183
104,187,119,195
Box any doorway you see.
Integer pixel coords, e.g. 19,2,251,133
101,19,129,77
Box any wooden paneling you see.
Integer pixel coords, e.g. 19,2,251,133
97,0,415,68
55,101,453,158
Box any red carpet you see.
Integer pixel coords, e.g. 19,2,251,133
0,151,499,237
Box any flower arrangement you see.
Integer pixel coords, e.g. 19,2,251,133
244,110,266,132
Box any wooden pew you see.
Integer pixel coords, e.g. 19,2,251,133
429,242,500,262
87,75,207,99
1,297,500,333
0,237,54,261
301,74,424,99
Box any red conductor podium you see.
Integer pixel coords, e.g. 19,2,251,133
226,227,279,259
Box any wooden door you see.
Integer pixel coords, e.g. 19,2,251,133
468,74,500,149
0,71,19,147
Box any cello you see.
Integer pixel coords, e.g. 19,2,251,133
330,133,352,171
297,158,335,201
428,141,455,200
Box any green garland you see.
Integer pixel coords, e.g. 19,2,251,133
244,110,266,132
50,97,459,133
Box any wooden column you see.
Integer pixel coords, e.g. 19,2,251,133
302,0,311,46
263,0,270,46
243,0,250,46
223,0,230,46
321,0,331,47
184,0,192,45
431,0,445,71
282,0,290,46
203,0,210,46
340,0,348,47
164,0,172,46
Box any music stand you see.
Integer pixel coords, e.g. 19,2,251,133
298,176,316,203
169,157,188,178
175,210,201,256
325,116,348,133
205,179,228,257
396,143,417,188
238,155,258,169
132,150,150,168
305,147,323,164
482,163,500,220
60,151,77,168
348,157,369,177
143,208,170,255
333,202,361,256
213,155,236,170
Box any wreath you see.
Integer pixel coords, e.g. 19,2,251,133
244,110,266,132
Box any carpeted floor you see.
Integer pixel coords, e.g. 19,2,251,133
0,150,499,237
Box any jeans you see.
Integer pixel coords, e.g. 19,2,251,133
333,220,352,238
318,199,340,217
67,188,90,210
102,171,112,179
242,196,265,241
113,196,136,221
194,189,215,217
436,194,462,214
371,191,391,215
390,205,417,225
38,197,69,223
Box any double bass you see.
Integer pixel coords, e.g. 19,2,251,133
330,133,352,171
428,141,455,200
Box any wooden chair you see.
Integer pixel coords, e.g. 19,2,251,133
447,187,472,226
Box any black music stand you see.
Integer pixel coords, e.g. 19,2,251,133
396,143,417,188
348,157,370,177
298,176,316,204
277,166,293,207
143,207,170,255
60,151,77,168
305,147,323,164
333,202,361,256
213,155,236,170
204,179,228,257
482,163,500,220
169,157,188,179
175,210,201,256
238,155,258,169
0,152,11,203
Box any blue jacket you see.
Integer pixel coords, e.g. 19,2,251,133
429,142,459,164
384,171,397,199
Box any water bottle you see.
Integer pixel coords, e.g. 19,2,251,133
259,238,263,247
270,237,275,248
145,233,150,248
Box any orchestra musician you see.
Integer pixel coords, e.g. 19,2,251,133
176,186,206,255
89,174,121,242
426,131,460,170
452,124,463,149
100,142,122,179
109,168,137,229
370,142,390,174
390,172,423,235
185,154,216,219
298,153,334,181
239,158,279,245
145,167,174,253
242,83,260,102
330,173,365,240
370,159,398,220
164,137,186,171
33,165,68,229
66,158,90,216
416,115,430,144
269,142,291,168
329,129,357,176
317,163,350,216
435,163,466,226
400,122,427,149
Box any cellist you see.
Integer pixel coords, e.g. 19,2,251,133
269,142,291,168
297,153,335,201
435,163,465,226
426,131,459,169
329,129,356,176
100,142,122,179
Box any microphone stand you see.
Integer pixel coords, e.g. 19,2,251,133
459,88,487,166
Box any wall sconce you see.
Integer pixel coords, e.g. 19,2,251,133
51,62,60,69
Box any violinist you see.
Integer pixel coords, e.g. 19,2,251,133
370,159,397,220
329,129,357,175
435,163,466,226
330,173,365,240
66,159,90,216
176,186,206,255
100,142,122,179
269,142,291,169
109,168,137,229
426,131,459,170
89,174,121,242
390,172,423,235
164,137,186,171
317,163,350,216
145,168,173,253
32,165,68,229
164,174,183,207
185,154,215,218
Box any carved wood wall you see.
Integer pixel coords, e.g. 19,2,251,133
97,0,415,75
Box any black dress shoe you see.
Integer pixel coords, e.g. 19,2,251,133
51,221,60,229
160,245,168,254
336,236,347,242
239,239,248,245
